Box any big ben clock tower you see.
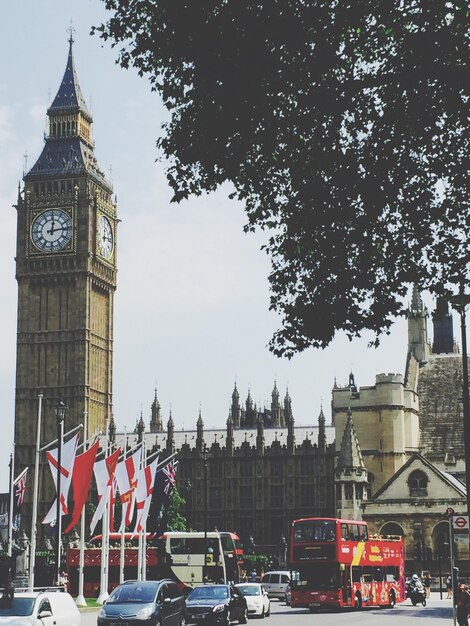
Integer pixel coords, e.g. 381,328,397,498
14,36,117,516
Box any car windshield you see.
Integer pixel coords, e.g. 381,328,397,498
0,597,35,616
237,585,260,596
107,583,157,604
189,586,228,600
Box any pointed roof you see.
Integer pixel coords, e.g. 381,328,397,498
48,36,92,120
409,284,425,316
338,408,365,470
373,452,466,499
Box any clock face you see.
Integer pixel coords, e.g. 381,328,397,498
31,209,73,252
97,214,114,259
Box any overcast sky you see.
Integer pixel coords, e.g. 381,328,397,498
0,1,438,492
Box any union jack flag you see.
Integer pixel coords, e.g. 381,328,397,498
162,461,178,496
15,474,27,506
12,469,28,535
149,459,178,533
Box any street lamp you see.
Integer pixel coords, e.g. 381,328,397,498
449,291,470,526
279,535,287,569
202,446,209,582
55,398,66,586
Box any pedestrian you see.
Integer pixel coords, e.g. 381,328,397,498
456,581,470,626
447,574,453,599
422,570,432,598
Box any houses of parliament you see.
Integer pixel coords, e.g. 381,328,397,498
12,37,470,573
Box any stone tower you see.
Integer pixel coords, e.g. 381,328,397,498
335,408,369,520
14,37,117,516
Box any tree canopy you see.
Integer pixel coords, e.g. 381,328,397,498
95,1,470,356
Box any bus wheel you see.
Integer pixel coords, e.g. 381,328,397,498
354,593,362,609
388,591,396,608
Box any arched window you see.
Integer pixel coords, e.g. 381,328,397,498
408,469,428,497
380,522,404,538
433,522,450,558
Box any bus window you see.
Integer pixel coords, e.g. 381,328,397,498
352,566,361,583
359,525,368,541
341,524,349,540
385,566,399,582
294,520,336,542
373,567,384,582
349,524,360,541
362,566,372,582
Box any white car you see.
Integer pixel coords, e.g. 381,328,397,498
235,583,271,618
0,589,81,625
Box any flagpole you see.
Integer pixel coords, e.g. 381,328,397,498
7,449,14,557
119,427,127,584
29,393,43,591
97,418,110,605
141,439,147,582
76,411,88,607
55,399,66,586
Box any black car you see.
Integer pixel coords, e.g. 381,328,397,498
185,584,247,625
97,579,186,626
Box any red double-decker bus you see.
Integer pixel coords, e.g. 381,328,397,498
289,517,405,611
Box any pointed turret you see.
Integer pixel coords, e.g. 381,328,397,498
335,408,369,520
407,284,429,365
48,35,92,122
136,411,145,442
286,392,295,454
196,408,204,452
318,406,326,452
150,388,163,433
244,389,255,428
230,382,241,428
271,381,281,427
25,37,111,189
166,411,175,453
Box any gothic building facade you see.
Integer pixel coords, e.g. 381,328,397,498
117,384,336,551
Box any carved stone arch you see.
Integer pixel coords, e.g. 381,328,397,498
432,520,450,558
379,522,405,537
407,469,429,497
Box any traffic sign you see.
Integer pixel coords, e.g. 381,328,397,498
452,515,469,531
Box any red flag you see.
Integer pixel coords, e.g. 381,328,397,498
64,440,99,534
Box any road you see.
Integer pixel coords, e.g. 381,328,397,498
80,594,455,625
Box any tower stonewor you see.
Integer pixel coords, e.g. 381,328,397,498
14,37,117,523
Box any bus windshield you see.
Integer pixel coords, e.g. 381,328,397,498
292,564,340,591
293,520,336,542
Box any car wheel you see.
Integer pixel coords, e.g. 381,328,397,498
260,607,265,619
266,604,270,617
239,607,248,624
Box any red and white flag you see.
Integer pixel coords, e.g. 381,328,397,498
115,446,142,529
90,448,121,534
42,433,79,525
132,456,159,535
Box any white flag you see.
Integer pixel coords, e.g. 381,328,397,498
42,434,79,525
90,448,121,534
132,456,159,535
116,446,142,529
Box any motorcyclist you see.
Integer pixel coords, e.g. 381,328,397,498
407,574,425,605
409,574,424,591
